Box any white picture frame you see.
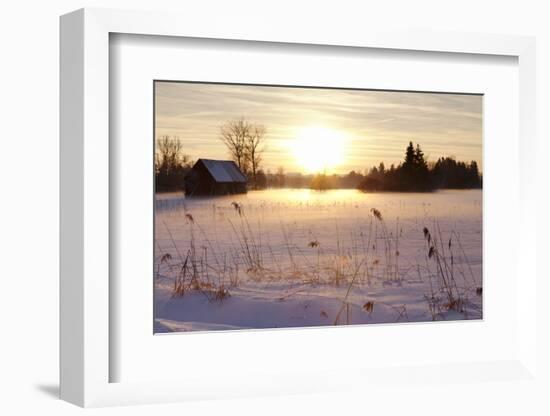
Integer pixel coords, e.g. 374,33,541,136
60,7,538,408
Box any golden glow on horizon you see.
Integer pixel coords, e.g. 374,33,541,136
291,127,347,174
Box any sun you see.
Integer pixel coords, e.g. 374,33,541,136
291,127,347,174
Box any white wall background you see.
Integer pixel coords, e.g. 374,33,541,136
1,1,548,415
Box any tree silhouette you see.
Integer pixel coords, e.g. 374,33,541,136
358,142,481,192
155,136,193,191
245,124,266,189
414,144,428,170
220,118,267,188
220,118,249,171
404,141,415,168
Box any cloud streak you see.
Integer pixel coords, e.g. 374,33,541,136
155,82,482,174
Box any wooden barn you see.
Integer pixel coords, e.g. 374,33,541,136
184,159,248,196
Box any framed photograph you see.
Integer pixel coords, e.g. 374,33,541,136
153,81,484,333
60,8,538,408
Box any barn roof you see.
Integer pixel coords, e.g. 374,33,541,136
198,159,247,183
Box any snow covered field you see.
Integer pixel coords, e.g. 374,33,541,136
154,189,482,333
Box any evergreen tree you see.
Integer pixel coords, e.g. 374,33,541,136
404,141,415,168
414,144,428,169
468,161,480,187
357,142,480,192
413,143,431,190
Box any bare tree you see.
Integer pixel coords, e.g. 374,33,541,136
156,136,186,172
220,119,249,171
245,124,266,188
155,136,193,191
220,118,267,188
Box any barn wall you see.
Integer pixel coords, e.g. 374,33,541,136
184,161,247,196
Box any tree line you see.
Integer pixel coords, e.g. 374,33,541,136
155,136,194,192
254,141,482,192
357,141,481,192
155,119,481,192
155,118,268,192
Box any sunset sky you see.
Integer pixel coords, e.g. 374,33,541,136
155,81,482,175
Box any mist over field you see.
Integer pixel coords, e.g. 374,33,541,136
154,189,482,332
